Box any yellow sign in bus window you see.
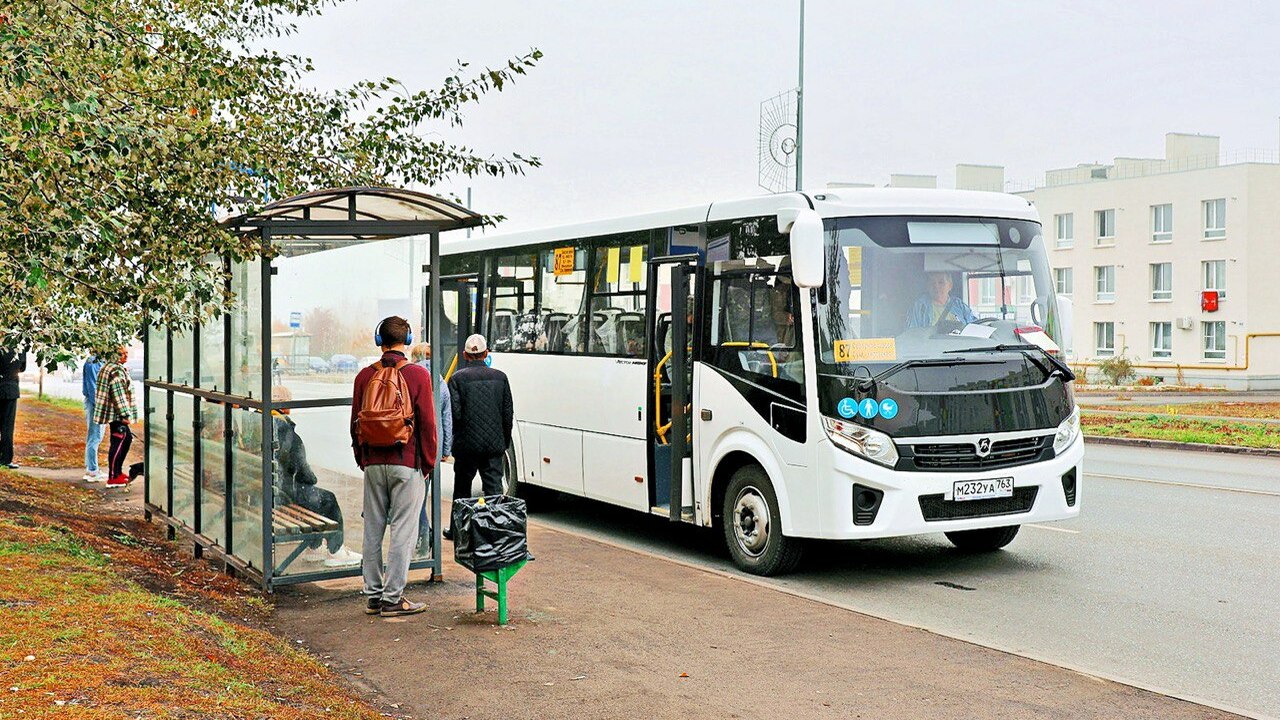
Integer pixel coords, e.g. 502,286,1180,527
553,247,576,276
606,246,621,283
629,245,645,283
846,246,862,286
834,337,896,363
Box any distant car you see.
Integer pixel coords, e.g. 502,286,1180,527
307,356,331,374
329,354,358,372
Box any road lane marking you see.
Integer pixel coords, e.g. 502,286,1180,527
1027,523,1080,534
1087,471,1280,498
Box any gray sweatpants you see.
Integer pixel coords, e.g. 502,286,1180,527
361,464,425,604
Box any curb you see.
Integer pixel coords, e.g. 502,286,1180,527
1084,434,1280,458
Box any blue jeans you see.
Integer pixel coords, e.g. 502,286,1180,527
84,400,104,474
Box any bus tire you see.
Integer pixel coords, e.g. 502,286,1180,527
722,465,802,576
944,525,1020,551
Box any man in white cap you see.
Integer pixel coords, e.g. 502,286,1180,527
443,334,514,540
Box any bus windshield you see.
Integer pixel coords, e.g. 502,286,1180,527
814,216,1062,375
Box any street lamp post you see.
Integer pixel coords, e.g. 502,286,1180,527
796,0,805,192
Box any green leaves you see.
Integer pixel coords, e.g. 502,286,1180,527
1,0,541,362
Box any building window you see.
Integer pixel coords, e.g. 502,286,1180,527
1094,322,1115,357
1202,259,1226,299
1151,203,1173,243
1150,262,1172,301
978,277,997,306
1203,198,1226,239
1094,265,1115,302
1095,209,1115,246
1054,267,1073,296
1151,322,1172,359
1202,321,1226,360
1055,213,1074,249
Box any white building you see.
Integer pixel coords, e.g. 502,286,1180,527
1012,133,1280,389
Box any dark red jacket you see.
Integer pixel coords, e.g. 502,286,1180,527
350,350,438,473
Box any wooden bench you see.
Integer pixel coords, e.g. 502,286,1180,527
270,502,343,575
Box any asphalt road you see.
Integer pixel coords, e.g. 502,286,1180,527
525,442,1280,719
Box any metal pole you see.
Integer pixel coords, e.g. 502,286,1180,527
259,242,274,591
465,187,473,239
428,230,443,581
795,0,805,192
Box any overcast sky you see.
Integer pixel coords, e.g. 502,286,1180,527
275,0,1280,236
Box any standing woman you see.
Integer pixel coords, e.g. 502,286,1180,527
0,345,24,470
81,354,105,482
93,347,137,489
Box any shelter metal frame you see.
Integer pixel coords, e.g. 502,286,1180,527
143,187,483,590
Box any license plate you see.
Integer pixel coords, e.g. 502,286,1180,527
952,477,1014,502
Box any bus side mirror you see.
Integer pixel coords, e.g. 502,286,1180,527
779,208,825,289
1056,294,1074,354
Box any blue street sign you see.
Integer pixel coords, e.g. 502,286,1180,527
879,398,899,419
837,397,857,419
858,398,879,419
288,311,302,329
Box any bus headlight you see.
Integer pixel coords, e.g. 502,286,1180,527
1053,406,1080,454
822,417,899,468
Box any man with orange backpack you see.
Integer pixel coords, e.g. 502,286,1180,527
350,316,438,618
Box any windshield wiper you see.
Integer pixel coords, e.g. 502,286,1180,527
853,356,999,392
943,343,1076,382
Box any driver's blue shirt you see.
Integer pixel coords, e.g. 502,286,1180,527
906,295,977,329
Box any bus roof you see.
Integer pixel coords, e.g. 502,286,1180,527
442,188,1039,255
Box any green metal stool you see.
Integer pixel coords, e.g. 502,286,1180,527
474,559,528,625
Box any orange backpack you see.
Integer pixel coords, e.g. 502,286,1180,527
355,359,415,448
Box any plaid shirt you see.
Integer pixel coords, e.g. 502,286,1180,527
92,361,136,424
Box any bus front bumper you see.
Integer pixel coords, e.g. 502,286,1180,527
806,434,1083,540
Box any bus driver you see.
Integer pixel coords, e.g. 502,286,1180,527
906,271,976,329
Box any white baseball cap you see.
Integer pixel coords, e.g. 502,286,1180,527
464,334,488,354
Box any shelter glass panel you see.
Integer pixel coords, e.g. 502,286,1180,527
171,328,195,387
271,236,420,394
147,326,168,382
230,407,266,572
230,259,265,398
269,406,417,578
146,388,168,509
199,400,227,547
199,312,227,391
171,396,196,529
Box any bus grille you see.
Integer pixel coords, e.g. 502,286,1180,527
903,435,1049,472
918,486,1039,522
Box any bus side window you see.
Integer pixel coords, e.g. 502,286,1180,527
489,253,538,352
708,269,804,397
537,243,589,354
589,242,647,357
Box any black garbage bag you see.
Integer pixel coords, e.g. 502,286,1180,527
452,495,533,573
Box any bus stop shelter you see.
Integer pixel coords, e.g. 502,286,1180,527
142,186,483,590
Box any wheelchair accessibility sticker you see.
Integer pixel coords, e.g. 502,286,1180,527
837,397,858,419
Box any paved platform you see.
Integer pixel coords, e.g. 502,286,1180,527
271,522,1240,720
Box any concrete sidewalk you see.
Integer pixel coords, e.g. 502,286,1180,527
272,523,1237,720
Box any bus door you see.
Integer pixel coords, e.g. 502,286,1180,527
423,273,484,381
648,255,699,522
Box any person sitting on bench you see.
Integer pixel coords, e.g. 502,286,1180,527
272,386,361,567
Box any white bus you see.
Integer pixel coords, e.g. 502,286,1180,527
434,189,1082,575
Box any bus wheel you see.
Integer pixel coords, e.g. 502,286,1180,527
944,525,1021,551
722,465,802,576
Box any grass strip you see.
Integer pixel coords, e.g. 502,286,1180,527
1082,411,1280,449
